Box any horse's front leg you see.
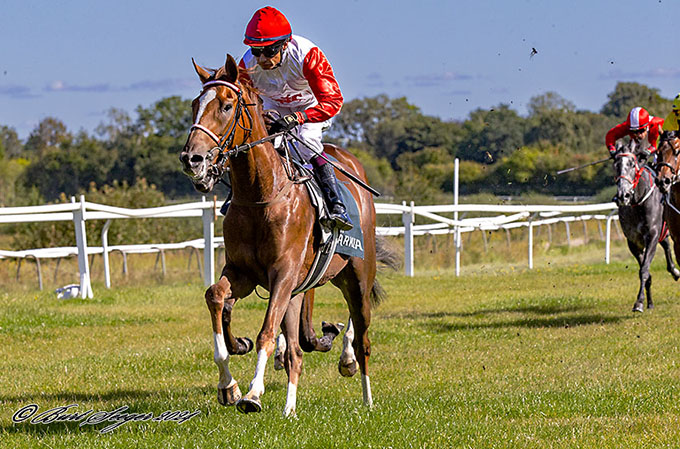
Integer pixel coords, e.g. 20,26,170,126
205,271,255,406
635,238,658,312
237,274,297,414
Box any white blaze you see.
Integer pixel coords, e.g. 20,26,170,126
195,90,216,124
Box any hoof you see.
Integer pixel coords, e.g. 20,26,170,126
274,356,285,371
236,395,262,414
217,382,242,406
339,359,359,377
231,337,254,355
632,303,644,313
321,321,343,339
648,303,654,310
274,351,285,371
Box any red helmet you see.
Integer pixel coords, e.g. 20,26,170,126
244,7,292,46
626,107,651,130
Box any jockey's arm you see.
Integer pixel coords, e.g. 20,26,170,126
605,123,629,154
300,47,343,123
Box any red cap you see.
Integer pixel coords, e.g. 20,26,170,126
626,107,650,130
244,7,292,46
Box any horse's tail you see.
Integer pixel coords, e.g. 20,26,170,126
370,236,401,307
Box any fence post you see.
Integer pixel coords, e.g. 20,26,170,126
528,214,534,269
453,158,461,277
605,211,616,264
402,200,414,277
102,219,112,288
72,195,93,298
202,196,216,286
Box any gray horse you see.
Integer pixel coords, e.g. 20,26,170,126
613,140,680,312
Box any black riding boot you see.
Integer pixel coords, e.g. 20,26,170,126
314,163,353,231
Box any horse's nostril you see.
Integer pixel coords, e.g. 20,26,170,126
190,154,205,164
180,152,190,165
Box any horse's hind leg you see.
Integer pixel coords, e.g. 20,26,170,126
334,263,375,407
205,271,255,406
660,236,680,281
280,293,305,417
274,289,342,371
339,318,358,377
299,289,343,352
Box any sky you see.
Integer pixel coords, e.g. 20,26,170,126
2,0,680,139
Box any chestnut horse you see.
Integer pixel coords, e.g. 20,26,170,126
656,132,680,287
180,54,391,416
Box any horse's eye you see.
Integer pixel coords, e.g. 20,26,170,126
223,103,233,112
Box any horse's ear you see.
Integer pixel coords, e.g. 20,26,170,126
224,54,239,83
192,58,212,84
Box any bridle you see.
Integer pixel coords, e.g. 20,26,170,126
615,152,655,206
657,135,680,215
657,136,680,185
187,80,257,180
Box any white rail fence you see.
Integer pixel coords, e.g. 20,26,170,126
0,196,619,297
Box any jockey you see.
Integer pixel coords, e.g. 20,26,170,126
605,106,664,162
234,6,352,231
663,93,680,132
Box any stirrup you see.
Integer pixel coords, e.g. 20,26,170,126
220,199,230,215
327,207,353,231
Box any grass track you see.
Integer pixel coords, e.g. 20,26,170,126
2,251,680,448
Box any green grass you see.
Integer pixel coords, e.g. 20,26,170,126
2,246,680,448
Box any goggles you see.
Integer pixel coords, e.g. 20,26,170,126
250,42,284,58
631,127,648,135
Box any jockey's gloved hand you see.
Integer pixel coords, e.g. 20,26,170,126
639,148,652,160
270,113,305,134
607,144,616,159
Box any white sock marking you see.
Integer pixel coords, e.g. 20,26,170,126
213,333,235,389
284,382,297,417
249,349,268,397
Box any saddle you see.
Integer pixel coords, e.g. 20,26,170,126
278,136,365,295
274,135,364,259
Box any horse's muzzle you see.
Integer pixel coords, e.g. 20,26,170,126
179,150,216,193
617,192,632,207
657,176,673,194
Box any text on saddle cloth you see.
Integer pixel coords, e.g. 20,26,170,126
295,154,364,260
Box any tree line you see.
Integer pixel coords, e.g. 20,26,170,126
0,81,673,207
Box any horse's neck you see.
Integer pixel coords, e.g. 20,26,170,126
230,130,288,203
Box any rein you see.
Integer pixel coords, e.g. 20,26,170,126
657,136,680,186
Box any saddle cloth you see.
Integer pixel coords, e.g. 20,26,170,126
285,149,365,295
